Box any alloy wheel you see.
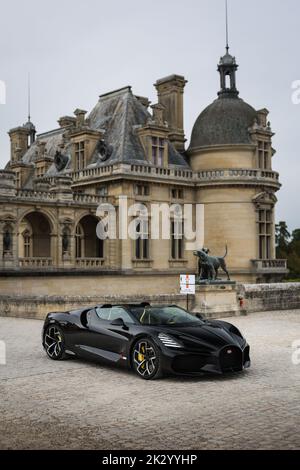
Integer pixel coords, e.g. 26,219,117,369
133,340,158,378
44,326,63,359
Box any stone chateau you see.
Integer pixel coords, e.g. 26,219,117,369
0,48,288,297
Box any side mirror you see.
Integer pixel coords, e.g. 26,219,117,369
196,313,204,320
110,318,128,329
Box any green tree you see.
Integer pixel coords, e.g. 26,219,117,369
291,229,300,243
275,221,290,248
275,221,290,260
289,229,300,277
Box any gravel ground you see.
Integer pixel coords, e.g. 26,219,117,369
0,310,299,450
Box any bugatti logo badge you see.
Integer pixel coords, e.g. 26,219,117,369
227,349,233,355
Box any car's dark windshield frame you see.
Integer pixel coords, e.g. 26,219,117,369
128,305,204,327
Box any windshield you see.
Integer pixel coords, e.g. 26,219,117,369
129,306,203,327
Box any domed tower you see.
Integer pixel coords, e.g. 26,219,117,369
187,49,285,283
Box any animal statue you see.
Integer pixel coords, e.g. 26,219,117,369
193,246,230,281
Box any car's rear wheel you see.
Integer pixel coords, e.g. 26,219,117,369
44,325,66,360
132,338,162,380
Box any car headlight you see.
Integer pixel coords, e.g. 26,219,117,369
158,333,182,349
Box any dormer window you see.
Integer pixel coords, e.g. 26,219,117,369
36,166,45,178
75,141,85,170
151,137,165,166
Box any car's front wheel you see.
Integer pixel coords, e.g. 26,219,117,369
132,338,162,380
43,325,66,360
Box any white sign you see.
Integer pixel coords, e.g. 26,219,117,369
180,274,196,295
180,284,195,295
180,274,195,285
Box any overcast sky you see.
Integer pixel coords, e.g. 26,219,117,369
0,0,299,231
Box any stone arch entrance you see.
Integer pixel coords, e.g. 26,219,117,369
75,215,103,259
18,212,52,265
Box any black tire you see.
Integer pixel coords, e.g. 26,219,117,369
43,324,67,361
132,338,163,380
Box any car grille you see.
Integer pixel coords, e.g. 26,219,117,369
219,346,243,372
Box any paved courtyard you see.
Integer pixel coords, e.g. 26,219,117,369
0,310,299,450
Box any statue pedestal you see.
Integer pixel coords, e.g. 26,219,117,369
190,283,243,319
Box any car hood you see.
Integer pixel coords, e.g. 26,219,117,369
157,322,244,351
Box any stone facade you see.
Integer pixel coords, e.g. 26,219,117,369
0,49,288,297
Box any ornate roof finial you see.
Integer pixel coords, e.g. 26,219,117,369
24,73,36,144
28,72,31,122
225,0,229,54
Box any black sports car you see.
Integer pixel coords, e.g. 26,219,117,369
42,303,250,380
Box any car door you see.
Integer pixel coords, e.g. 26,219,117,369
83,306,134,362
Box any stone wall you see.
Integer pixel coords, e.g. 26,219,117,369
0,283,299,320
240,283,300,313
0,293,188,320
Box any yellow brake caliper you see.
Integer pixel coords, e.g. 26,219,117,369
138,344,145,367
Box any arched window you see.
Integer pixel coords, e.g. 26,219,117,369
3,225,13,254
135,219,149,260
19,212,51,258
171,219,184,260
23,230,32,258
75,224,84,258
76,216,104,259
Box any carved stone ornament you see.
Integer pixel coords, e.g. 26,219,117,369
3,229,12,252
97,140,113,162
54,151,69,172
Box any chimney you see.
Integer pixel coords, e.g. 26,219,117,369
8,126,30,162
155,74,187,152
58,116,76,128
74,109,87,128
36,140,47,160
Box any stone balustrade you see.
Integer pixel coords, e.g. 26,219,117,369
73,193,109,204
129,165,194,180
71,163,280,186
75,258,105,268
15,189,111,205
72,163,194,182
8,166,281,197
252,259,288,272
197,168,280,182
72,165,114,181
17,258,106,269
16,189,57,200
19,258,53,268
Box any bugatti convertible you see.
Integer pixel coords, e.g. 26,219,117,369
42,303,250,380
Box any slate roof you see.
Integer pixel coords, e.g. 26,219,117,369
189,95,257,150
17,85,188,184
88,86,188,167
